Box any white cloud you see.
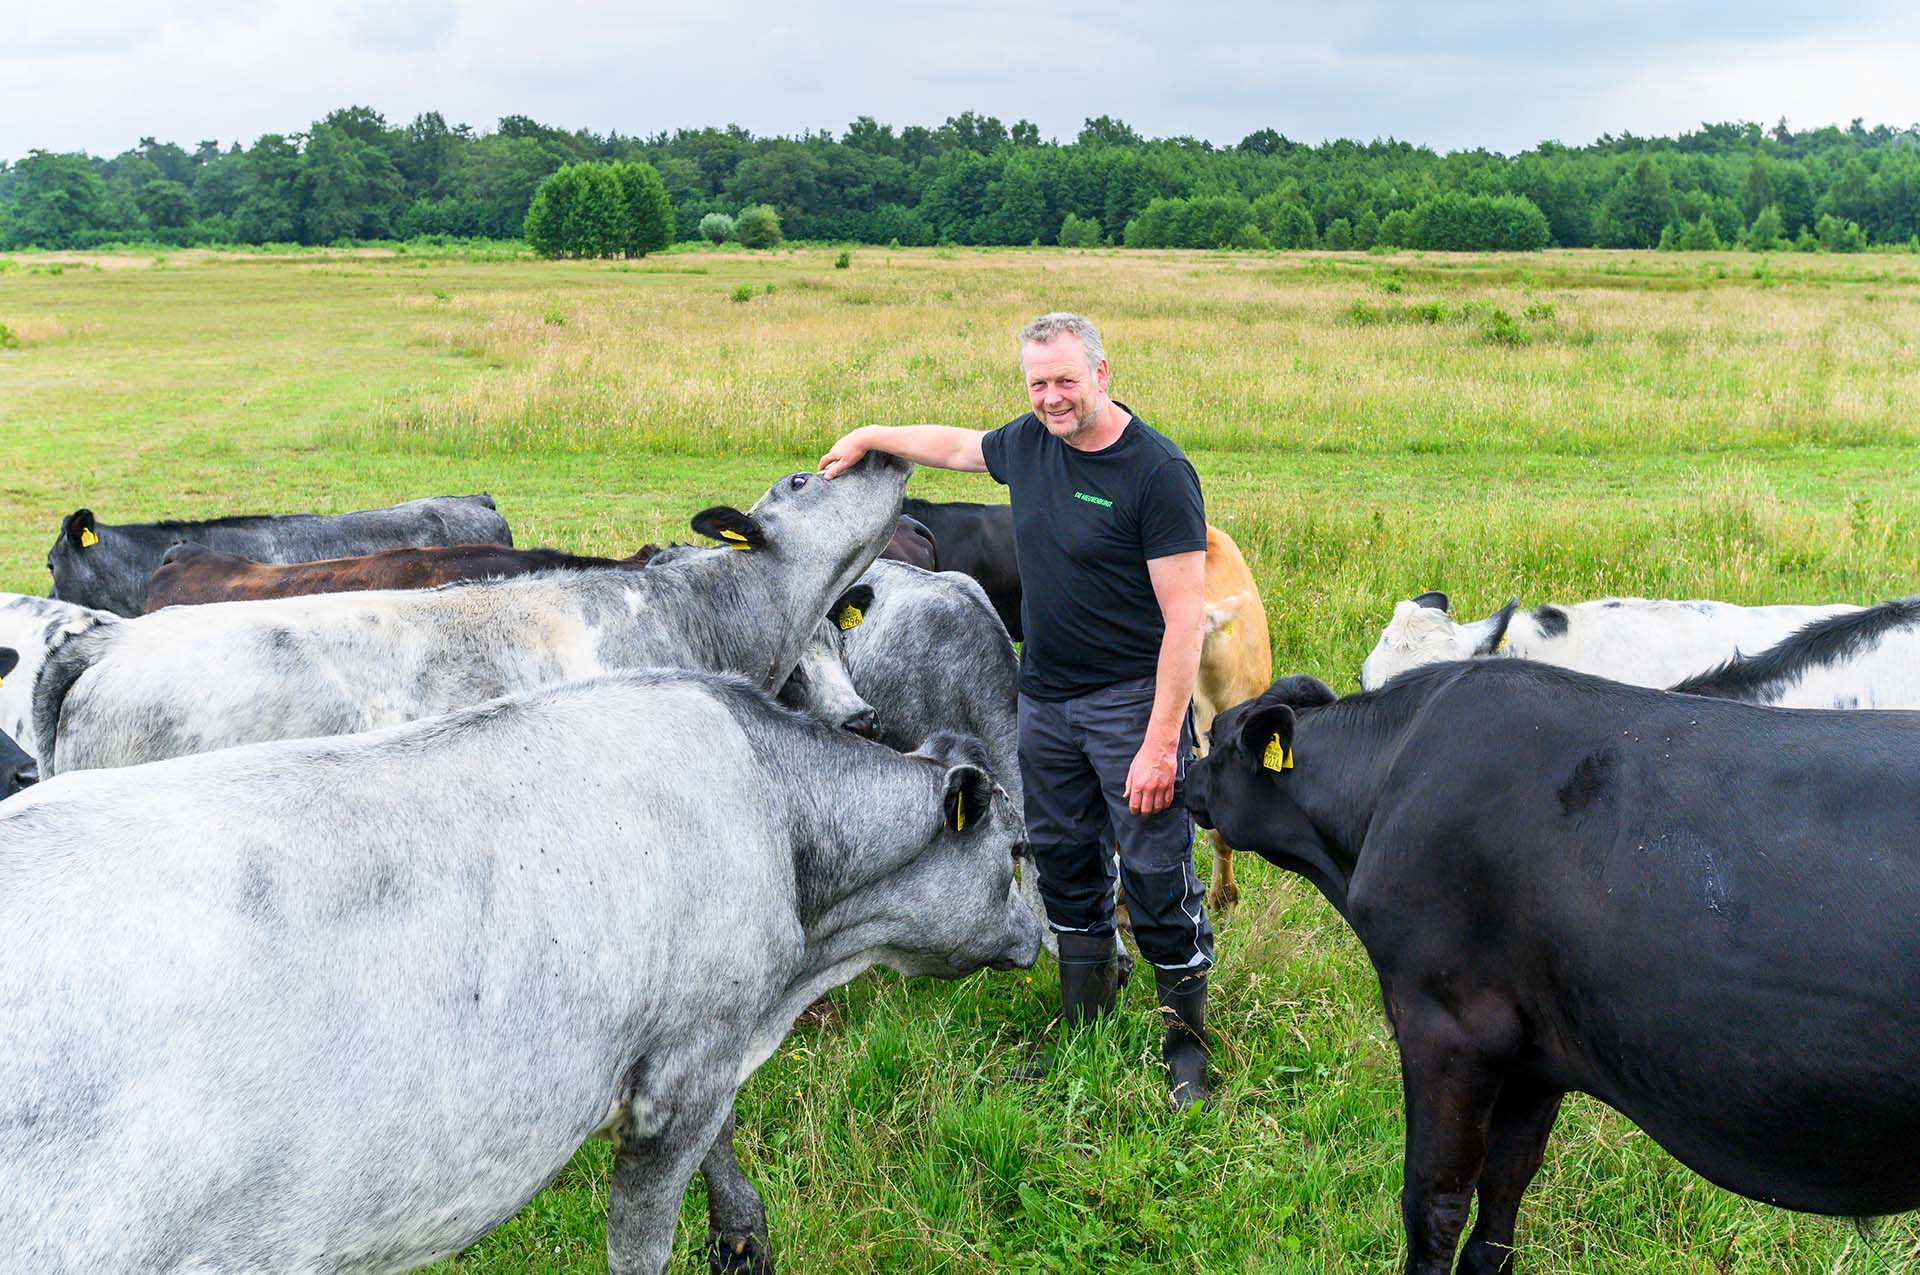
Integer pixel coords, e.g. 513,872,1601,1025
2,0,1916,159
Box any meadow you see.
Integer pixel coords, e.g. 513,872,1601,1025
2,241,1918,1273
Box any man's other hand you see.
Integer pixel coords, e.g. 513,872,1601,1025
1125,735,1180,815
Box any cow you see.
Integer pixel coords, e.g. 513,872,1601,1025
0,669,1041,1275
1672,594,1920,710
47,494,515,616
886,514,940,571
143,541,657,611
1185,660,1920,1274
1191,525,1273,915
901,497,1020,638
0,651,35,798
34,457,911,777
1358,590,1857,692
0,593,116,766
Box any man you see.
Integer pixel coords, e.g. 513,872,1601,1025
819,312,1213,1108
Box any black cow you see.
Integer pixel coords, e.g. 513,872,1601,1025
49,495,514,616
0,649,35,798
901,497,1019,639
1186,660,1920,1275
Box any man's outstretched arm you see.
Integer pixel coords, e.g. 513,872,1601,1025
820,425,987,477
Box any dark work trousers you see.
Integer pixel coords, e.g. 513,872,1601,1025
1017,674,1215,973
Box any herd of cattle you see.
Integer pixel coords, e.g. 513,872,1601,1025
2,464,1919,1274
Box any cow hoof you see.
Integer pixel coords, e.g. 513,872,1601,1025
707,1228,774,1275
1206,882,1239,918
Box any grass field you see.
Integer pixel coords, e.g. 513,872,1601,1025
3,242,1918,1273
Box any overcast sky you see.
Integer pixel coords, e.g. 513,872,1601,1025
7,1,1919,160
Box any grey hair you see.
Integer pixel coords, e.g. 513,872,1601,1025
1018,312,1105,372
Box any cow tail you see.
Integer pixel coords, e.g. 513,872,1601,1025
30,618,117,779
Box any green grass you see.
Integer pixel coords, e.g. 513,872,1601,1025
2,245,1918,1273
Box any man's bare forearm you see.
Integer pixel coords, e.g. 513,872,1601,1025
820,425,987,476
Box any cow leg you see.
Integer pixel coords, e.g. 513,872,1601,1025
607,1079,739,1275
1456,1082,1563,1275
1204,829,1238,916
701,1107,774,1275
1395,1013,1504,1275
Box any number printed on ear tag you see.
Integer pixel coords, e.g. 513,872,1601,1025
1263,734,1293,772
838,605,864,630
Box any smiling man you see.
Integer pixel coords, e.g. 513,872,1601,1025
819,312,1213,1107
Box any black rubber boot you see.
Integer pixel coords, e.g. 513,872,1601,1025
1057,932,1121,1027
1156,970,1211,1110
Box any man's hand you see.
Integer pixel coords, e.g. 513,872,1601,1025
1125,733,1181,816
818,427,873,479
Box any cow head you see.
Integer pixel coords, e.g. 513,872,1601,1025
1185,675,1337,873
871,732,1041,979
690,453,911,691
47,510,109,608
1358,592,1518,690
777,584,879,738
0,649,37,799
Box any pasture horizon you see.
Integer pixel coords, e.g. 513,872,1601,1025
2,244,1918,1271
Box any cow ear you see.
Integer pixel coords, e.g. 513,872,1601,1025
689,507,766,551
64,509,99,549
0,647,17,683
1474,598,1519,655
832,583,874,631
942,763,992,834
1411,590,1450,614
1235,701,1298,773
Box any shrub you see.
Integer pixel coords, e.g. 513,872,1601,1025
834,250,851,269
730,282,754,302
1226,222,1270,250
1353,207,1380,249
1678,214,1722,251
1347,300,1382,326
735,204,783,249
524,163,627,259
1057,212,1102,248
1793,227,1819,252
1479,308,1527,346
1815,213,1867,253
699,212,735,245
0,322,18,349
1123,197,1187,248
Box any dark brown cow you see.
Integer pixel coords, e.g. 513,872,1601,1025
142,541,658,612
886,514,939,571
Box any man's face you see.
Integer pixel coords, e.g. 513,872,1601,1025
1022,334,1108,441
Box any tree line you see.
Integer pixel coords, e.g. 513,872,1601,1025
3,107,1918,254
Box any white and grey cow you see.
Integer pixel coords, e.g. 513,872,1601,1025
0,669,1041,1275
1672,595,1920,709
0,592,116,767
34,456,911,776
1358,590,1859,692
0,651,35,797
48,494,516,617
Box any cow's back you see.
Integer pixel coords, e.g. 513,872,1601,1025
1351,668,1920,1214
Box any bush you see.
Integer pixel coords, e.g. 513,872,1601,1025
699,212,735,245
735,204,783,249
1226,221,1270,250
1478,307,1527,346
730,282,754,302
1815,213,1867,253
1057,212,1102,248
834,250,851,269
1407,193,1551,251
612,161,675,258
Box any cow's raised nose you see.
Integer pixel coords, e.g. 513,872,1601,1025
844,708,880,739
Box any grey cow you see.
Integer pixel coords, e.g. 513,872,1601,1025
0,669,1042,1274
0,592,115,766
35,458,911,776
47,494,515,616
0,650,35,797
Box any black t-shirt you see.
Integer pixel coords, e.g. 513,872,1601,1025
980,404,1207,700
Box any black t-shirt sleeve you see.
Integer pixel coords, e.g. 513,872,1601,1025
979,414,1031,486
1138,458,1208,559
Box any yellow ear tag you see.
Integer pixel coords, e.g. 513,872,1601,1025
79,528,99,549
946,792,965,832
1221,622,1235,637
1495,633,1508,652
1262,734,1293,772
837,605,864,631
719,529,752,551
